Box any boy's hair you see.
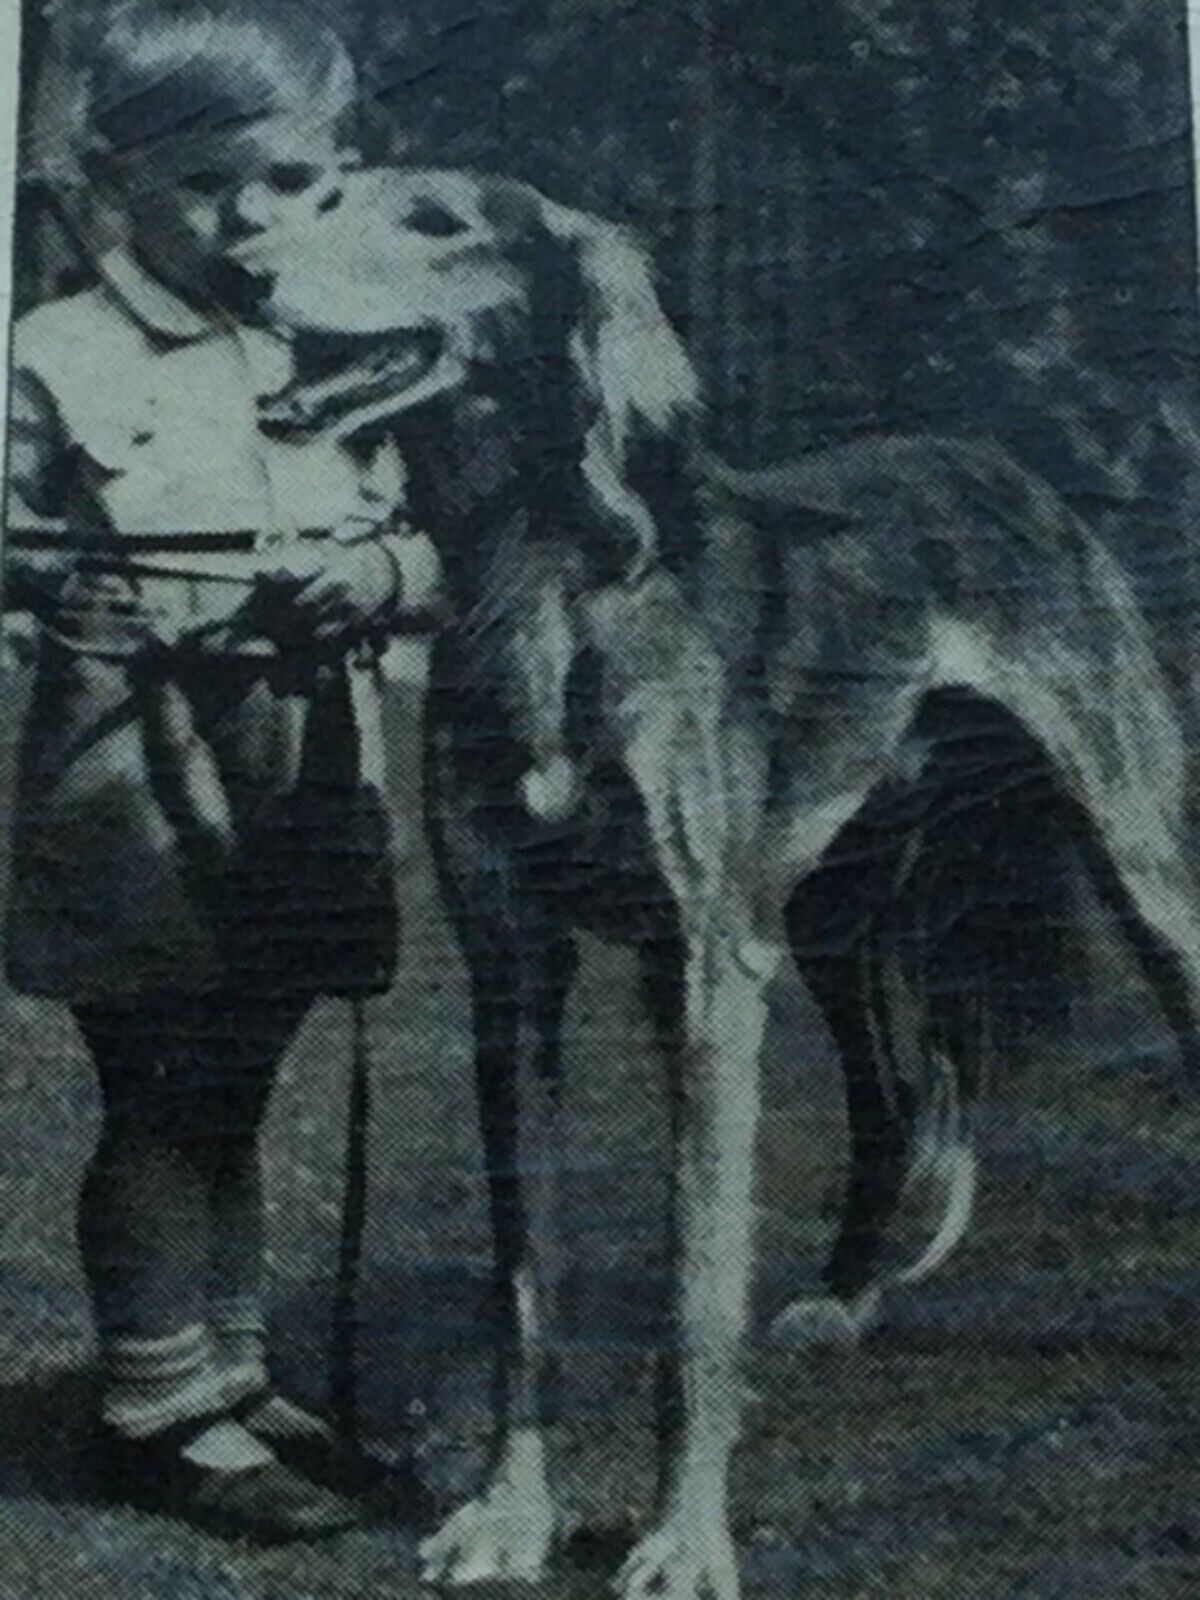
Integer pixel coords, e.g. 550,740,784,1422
47,0,357,168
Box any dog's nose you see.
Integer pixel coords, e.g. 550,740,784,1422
405,198,469,238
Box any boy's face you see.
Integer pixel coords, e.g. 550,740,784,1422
110,110,353,312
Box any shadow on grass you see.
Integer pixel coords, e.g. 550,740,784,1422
0,1371,100,1508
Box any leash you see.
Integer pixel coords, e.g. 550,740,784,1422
9,525,390,1444
333,995,373,1443
330,641,390,1444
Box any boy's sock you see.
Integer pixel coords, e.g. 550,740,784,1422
102,1324,277,1471
209,1297,270,1406
101,1323,230,1439
209,1298,332,1442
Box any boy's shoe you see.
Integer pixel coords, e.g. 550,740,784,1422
230,1387,392,1501
93,1411,366,1543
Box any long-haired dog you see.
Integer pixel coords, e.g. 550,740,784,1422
240,168,1200,1599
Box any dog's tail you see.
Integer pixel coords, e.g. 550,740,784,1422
773,688,1086,1348
776,672,1200,1350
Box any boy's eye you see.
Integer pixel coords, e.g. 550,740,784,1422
180,170,228,197
267,164,320,195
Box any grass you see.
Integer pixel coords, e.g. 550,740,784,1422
0,668,1198,1597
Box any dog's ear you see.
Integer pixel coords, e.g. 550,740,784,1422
546,202,699,445
538,199,701,575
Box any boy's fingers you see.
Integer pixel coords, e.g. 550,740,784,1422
260,565,320,590
292,577,352,614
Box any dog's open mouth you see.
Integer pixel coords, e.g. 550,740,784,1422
257,327,448,437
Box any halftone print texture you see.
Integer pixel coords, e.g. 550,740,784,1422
1,3,1198,1597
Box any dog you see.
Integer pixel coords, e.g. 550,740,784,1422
241,167,1200,1599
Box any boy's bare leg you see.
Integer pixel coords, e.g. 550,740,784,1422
75,999,232,1439
203,992,313,1410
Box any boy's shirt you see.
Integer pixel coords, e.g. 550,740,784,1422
3,251,411,1002
9,246,406,538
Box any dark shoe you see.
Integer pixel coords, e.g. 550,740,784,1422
94,1412,366,1543
231,1389,431,1519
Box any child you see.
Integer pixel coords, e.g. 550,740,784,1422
4,0,428,1539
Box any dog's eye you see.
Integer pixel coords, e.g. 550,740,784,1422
405,199,469,238
267,163,321,195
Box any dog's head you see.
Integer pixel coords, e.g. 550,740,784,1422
242,166,701,580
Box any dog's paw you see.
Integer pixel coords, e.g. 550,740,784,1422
617,1516,740,1600
419,1488,554,1586
768,1289,878,1351
419,1432,555,1587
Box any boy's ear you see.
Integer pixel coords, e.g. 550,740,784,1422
48,136,130,262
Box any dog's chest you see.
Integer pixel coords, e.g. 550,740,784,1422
518,758,672,934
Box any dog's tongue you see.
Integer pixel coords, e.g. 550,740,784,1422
257,330,443,436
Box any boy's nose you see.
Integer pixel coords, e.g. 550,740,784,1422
227,181,276,239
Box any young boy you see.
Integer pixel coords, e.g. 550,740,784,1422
4,0,427,1540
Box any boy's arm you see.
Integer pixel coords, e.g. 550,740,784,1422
253,520,444,645
334,517,445,621
332,434,443,625
3,365,75,615
256,432,444,639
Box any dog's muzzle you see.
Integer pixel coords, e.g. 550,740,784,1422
257,328,450,438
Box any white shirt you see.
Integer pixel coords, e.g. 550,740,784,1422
8,247,406,541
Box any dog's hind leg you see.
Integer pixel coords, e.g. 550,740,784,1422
773,825,915,1350
1069,782,1200,1075
976,638,1200,1075
1076,823,1200,1076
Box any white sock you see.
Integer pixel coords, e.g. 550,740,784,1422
102,1324,227,1439
209,1298,270,1408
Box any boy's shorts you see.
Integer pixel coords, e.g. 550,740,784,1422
5,641,399,1004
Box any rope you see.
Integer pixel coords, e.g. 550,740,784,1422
332,996,373,1442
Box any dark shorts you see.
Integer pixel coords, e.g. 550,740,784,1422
220,775,400,1001
6,642,399,1003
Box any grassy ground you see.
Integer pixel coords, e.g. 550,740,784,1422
1,658,1199,1598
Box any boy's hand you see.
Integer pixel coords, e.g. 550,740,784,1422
254,536,400,644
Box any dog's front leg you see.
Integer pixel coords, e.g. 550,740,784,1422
621,929,773,1600
603,624,776,1600
419,900,573,1587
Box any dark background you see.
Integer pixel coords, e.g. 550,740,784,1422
20,14,1200,440
366,0,1200,657
16,0,1200,633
